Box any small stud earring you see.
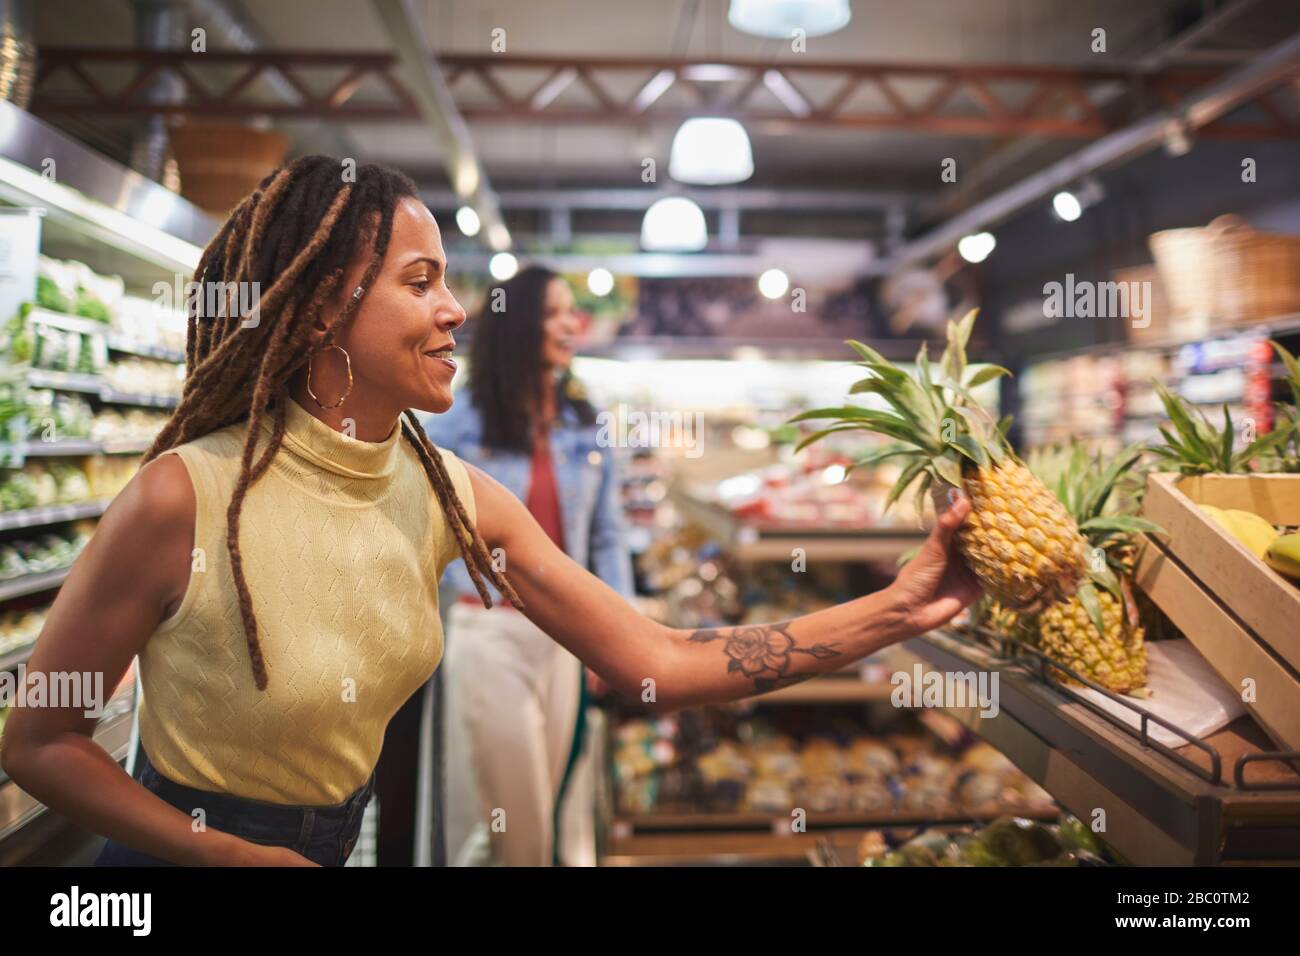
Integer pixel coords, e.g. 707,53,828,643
352,286,365,300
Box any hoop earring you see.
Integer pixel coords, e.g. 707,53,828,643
306,344,353,409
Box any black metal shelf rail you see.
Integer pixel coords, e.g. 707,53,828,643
944,623,1300,792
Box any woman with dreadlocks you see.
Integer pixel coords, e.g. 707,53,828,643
0,156,978,866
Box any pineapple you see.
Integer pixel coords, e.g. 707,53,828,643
971,594,1032,644
1019,442,1161,695
792,310,1089,614
977,597,1025,634
1036,590,1147,694
1148,380,1290,475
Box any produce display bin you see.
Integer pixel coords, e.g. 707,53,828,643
890,629,1300,866
1138,473,1300,749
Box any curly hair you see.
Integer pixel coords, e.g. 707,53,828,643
143,155,521,690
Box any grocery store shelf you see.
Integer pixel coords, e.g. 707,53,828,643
610,803,1058,834
581,336,943,363
100,438,154,454
104,334,184,364
0,99,212,273
2,438,152,457
670,485,925,563
0,499,110,531
1026,312,1300,364
97,389,179,409
6,439,101,457
0,567,72,601
889,629,1300,865
0,640,36,671
27,309,185,364
26,308,109,337
25,370,104,394
21,367,181,411
602,831,817,865
755,674,896,704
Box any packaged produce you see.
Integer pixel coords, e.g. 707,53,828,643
612,711,1054,818
0,606,48,654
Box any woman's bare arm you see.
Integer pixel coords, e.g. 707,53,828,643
466,463,980,712
0,456,309,866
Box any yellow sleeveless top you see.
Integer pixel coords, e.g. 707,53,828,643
136,397,474,805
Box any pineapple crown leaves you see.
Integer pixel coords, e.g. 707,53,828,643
1263,340,1300,471
1147,380,1291,474
1274,340,1300,408
790,309,1012,513
1024,442,1159,542
1023,440,1163,640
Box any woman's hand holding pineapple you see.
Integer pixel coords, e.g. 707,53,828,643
888,491,983,637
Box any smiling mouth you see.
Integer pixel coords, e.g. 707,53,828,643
423,345,455,359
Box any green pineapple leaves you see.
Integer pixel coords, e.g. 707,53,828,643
1024,440,1164,641
1262,341,1300,472
1148,380,1292,474
1274,340,1300,407
791,309,1009,514
1074,580,1109,645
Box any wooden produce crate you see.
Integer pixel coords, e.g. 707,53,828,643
1137,473,1300,749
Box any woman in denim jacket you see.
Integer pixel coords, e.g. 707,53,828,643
423,265,633,866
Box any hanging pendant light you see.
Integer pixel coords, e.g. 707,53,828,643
728,0,852,39
641,197,708,252
669,117,754,185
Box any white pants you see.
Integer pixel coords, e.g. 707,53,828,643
444,602,596,866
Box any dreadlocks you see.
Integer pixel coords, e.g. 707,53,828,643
143,155,522,691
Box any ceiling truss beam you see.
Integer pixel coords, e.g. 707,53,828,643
30,49,1300,140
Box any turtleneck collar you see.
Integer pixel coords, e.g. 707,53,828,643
265,397,403,481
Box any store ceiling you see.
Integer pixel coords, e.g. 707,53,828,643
29,0,1300,245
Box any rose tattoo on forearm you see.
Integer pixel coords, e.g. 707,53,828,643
685,621,842,693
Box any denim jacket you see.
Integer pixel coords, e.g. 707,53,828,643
421,392,635,602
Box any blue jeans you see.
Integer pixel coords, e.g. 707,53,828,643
93,746,375,867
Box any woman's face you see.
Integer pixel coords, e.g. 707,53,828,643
539,276,580,372
330,196,467,416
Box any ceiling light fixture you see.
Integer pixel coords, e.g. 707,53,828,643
455,205,481,236
641,197,708,252
758,268,790,298
669,117,755,185
488,252,518,281
957,231,996,264
728,0,852,39
1052,191,1082,222
587,267,615,296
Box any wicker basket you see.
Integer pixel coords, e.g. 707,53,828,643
168,121,289,217
1150,215,1300,325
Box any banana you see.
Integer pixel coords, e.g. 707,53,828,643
1199,504,1227,525
1266,532,1300,580
1198,505,1280,559
1223,509,1281,559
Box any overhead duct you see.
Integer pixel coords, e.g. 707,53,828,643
168,0,358,159
889,29,1300,275
129,0,185,186
370,0,510,251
